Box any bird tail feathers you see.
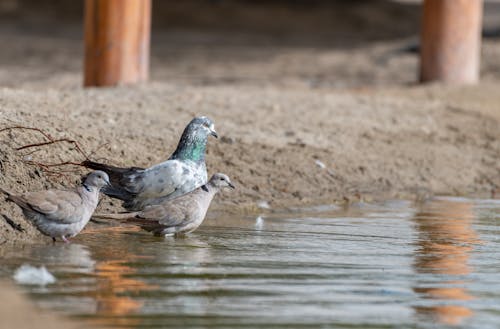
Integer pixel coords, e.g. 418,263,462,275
81,160,142,204
81,160,126,173
0,189,32,211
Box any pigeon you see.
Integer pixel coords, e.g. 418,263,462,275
82,116,218,211
0,171,110,243
94,173,235,236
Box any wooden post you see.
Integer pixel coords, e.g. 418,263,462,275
84,0,151,87
420,0,483,84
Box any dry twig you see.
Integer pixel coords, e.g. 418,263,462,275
0,125,106,177
0,126,53,140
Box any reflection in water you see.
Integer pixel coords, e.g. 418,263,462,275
82,227,156,328
156,236,222,316
158,235,213,268
4,198,500,329
91,260,149,328
28,243,95,271
412,200,480,326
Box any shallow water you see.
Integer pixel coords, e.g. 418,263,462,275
2,197,500,328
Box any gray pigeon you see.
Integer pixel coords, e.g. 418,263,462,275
0,171,110,242
82,116,218,211
94,173,234,236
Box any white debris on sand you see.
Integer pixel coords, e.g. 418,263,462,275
257,201,271,209
315,159,326,169
255,216,264,230
13,265,56,286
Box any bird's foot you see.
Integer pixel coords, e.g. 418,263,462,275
52,237,56,243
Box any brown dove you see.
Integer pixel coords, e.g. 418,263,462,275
0,171,110,242
93,173,234,236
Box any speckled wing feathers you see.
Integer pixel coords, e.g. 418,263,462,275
136,160,205,199
135,160,189,198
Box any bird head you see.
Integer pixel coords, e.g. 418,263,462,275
83,170,111,190
170,116,218,163
209,173,235,190
189,116,218,139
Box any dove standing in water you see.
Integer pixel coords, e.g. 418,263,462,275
82,116,218,211
94,173,234,236
0,171,110,243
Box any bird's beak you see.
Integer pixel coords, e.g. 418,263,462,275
209,124,218,138
228,182,235,189
105,179,112,187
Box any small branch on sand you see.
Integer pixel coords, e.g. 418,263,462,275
16,138,91,161
21,160,84,178
87,142,109,160
1,125,107,177
0,126,53,141
24,160,83,168
1,125,91,159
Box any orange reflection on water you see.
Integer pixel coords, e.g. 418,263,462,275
95,260,149,315
412,199,480,326
414,305,474,326
82,226,156,328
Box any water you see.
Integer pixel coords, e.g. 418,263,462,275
2,197,500,328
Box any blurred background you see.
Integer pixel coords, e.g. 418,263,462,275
0,0,498,89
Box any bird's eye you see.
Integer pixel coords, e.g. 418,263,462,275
220,177,224,180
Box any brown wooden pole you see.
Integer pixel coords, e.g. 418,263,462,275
420,0,483,84
84,0,151,87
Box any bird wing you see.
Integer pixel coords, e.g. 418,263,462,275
134,197,194,228
135,160,200,199
20,189,84,224
127,197,193,234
